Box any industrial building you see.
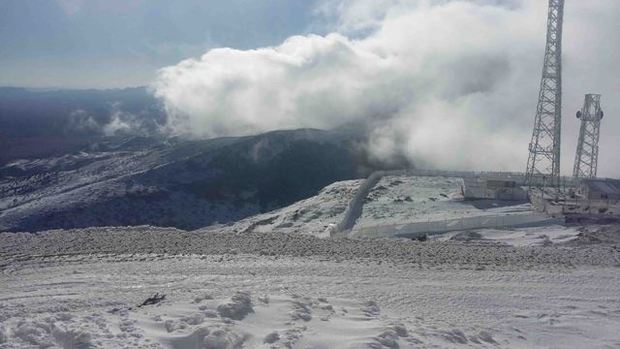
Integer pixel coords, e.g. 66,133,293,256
577,179,620,201
462,177,528,201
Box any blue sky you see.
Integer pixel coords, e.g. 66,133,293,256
0,0,323,88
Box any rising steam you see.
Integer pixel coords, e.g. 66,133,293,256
153,0,620,175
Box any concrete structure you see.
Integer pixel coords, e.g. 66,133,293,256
577,179,620,201
529,181,620,221
349,213,563,239
525,0,565,187
462,177,528,201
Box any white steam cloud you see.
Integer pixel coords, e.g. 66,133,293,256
67,103,159,137
153,0,620,176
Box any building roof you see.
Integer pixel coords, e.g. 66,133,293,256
581,179,620,195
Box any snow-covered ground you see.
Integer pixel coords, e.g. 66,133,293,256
209,174,562,242
433,225,583,247
1,227,620,348
356,175,533,229
0,129,365,232
201,180,363,237
2,173,620,348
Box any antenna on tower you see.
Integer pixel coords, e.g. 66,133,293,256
573,94,604,179
525,0,565,187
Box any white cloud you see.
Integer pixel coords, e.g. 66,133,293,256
153,0,620,176
67,109,100,133
101,103,156,137
66,104,158,137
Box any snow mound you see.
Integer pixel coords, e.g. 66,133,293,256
199,179,362,237
356,174,536,228
216,292,254,321
9,317,94,349
202,328,247,349
434,225,582,247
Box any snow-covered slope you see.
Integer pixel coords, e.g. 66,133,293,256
0,129,369,232
201,173,568,245
357,175,532,229
1,227,619,348
199,179,363,237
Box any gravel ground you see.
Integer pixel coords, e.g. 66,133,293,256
2,226,620,270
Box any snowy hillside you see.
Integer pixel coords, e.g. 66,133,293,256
357,175,531,228
0,129,371,232
201,179,363,237
203,173,573,246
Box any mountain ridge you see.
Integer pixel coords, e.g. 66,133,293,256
0,129,388,232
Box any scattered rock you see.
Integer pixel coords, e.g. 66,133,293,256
164,320,180,333
374,330,399,348
442,329,468,344
0,325,7,344
182,313,205,326
138,293,166,307
320,304,333,311
51,324,93,349
194,294,215,303
217,292,254,320
204,309,219,318
450,231,482,242
257,295,270,304
263,331,280,344
415,234,428,242
14,321,52,346
203,329,246,349
228,248,239,255
363,301,380,317
392,324,408,337
291,300,313,322
477,330,498,344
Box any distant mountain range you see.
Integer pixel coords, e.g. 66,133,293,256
0,86,163,163
0,128,396,232
0,87,412,232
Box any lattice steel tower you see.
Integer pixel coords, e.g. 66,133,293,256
573,94,604,179
525,0,565,187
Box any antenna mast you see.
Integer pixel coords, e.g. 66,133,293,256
573,94,604,179
525,0,565,187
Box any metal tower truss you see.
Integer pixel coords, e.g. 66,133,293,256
525,0,565,187
573,94,604,179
